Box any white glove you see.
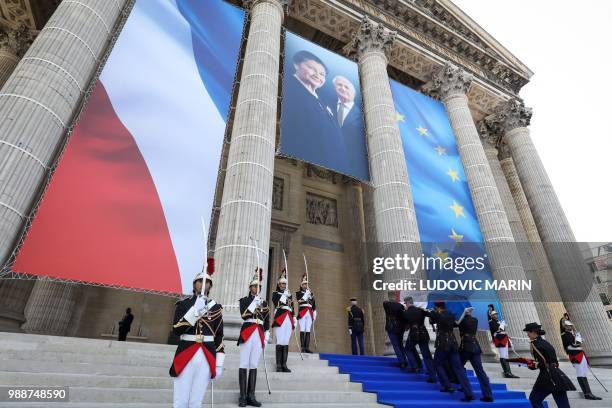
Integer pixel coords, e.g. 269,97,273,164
254,295,263,306
264,330,270,343
499,321,506,331
303,290,311,301
575,331,583,343
194,295,206,313
313,311,318,321
280,295,287,304
215,366,223,378
348,329,352,335
283,290,290,297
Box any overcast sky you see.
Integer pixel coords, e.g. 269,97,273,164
451,0,611,242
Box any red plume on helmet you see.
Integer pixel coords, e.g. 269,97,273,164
206,257,215,275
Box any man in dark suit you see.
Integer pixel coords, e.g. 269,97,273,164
118,307,133,341
330,75,368,179
347,297,365,355
281,50,346,171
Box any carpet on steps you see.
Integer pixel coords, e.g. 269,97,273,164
320,354,544,408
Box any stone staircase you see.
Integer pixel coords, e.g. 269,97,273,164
0,332,385,408
482,361,612,408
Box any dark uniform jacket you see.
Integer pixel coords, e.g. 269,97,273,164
402,305,429,343
458,315,481,354
383,301,405,334
272,290,294,329
169,295,224,378
561,331,586,364
238,293,270,346
429,309,459,352
489,319,509,348
530,336,575,393
347,305,365,334
118,312,133,333
295,288,316,320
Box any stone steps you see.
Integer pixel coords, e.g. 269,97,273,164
0,333,385,408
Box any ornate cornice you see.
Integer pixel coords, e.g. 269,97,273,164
345,17,396,61
422,62,473,100
0,23,34,57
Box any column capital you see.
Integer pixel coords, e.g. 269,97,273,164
242,0,287,14
345,17,396,62
422,62,473,100
0,24,34,58
477,119,500,149
498,97,532,133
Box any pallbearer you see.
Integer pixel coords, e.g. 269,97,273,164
489,310,519,378
170,259,225,408
347,297,365,355
402,296,435,381
238,268,270,407
272,268,295,372
561,320,602,400
296,273,316,353
458,307,494,402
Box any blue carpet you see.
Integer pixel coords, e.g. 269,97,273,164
320,353,541,408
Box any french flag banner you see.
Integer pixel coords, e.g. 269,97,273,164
13,0,245,294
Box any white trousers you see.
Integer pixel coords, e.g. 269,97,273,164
239,331,263,369
573,356,588,377
299,310,313,332
275,316,293,345
497,344,509,359
173,348,211,408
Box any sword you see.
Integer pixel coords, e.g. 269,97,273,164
211,379,214,407
588,364,609,392
302,253,317,350
284,249,303,360
251,237,271,394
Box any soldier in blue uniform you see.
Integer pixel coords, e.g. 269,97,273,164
402,297,435,381
383,292,407,369
457,307,494,402
347,297,365,355
524,322,575,408
429,301,474,401
237,268,270,407
170,259,225,408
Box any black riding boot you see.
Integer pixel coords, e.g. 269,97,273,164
501,359,519,378
300,331,306,352
304,332,313,353
247,368,261,407
578,376,602,400
282,345,291,372
276,345,283,372
238,368,248,407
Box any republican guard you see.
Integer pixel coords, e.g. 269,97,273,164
271,268,295,372
296,273,316,353
489,310,519,378
561,320,601,400
347,297,365,355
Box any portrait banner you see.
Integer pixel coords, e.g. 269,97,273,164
279,31,370,181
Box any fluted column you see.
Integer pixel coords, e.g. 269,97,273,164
500,98,612,363
22,281,78,335
479,123,564,353
426,63,538,349
0,24,34,88
347,18,424,288
499,149,566,353
213,0,285,338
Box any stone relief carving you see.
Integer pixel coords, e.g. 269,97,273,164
306,193,338,227
0,0,36,29
304,164,337,184
0,23,33,57
272,177,284,211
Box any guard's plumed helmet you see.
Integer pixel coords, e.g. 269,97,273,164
193,258,215,285
278,268,287,284
301,273,308,286
562,320,574,329
249,267,263,288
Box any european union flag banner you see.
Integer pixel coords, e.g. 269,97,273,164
14,0,245,294
390,80,502,327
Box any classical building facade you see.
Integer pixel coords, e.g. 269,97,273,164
1,0,611,363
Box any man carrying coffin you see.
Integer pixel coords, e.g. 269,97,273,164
170,259,225,408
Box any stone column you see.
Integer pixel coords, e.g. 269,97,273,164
347,17,424,287
22,281,78,335
0,0,131,334
500,98,612,363
426,63,538,349
213,0,285,338
499,149,566,353
0,24,34,88
479,123,564,353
